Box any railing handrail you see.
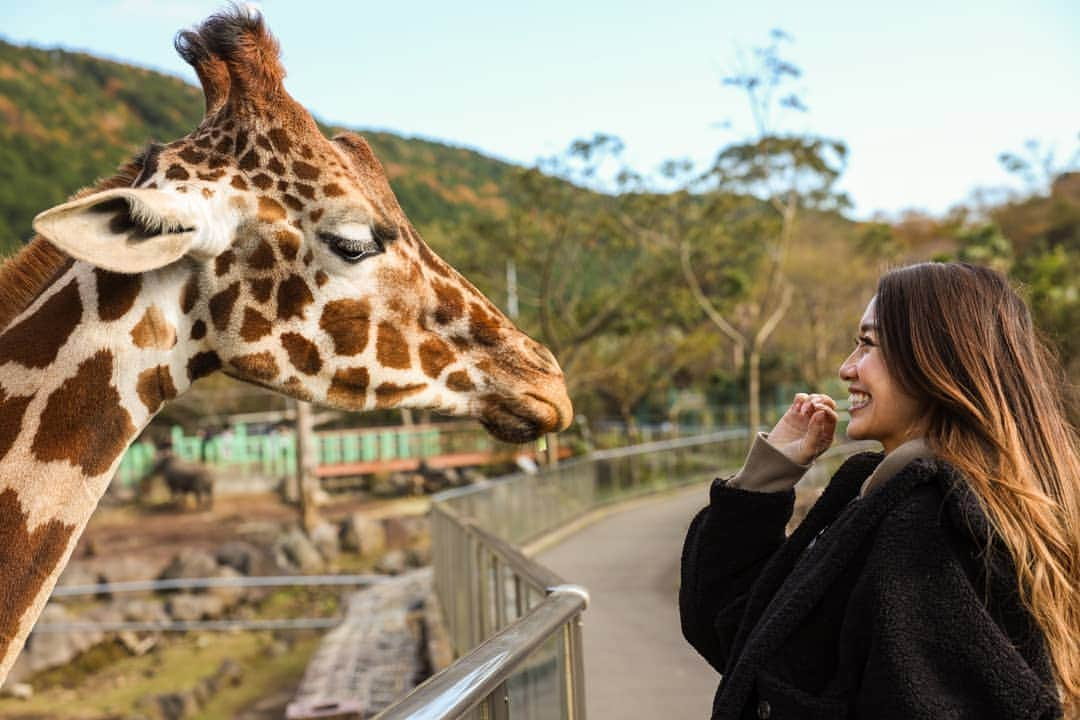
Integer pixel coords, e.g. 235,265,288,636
374,587,588,720
50,573,387,597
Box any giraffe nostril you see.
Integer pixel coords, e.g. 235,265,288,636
531,343,558,370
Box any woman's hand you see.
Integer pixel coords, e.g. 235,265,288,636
766,393,838,465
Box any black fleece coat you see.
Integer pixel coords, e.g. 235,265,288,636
680,451,1062,720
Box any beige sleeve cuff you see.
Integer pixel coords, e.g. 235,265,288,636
724,432,810,493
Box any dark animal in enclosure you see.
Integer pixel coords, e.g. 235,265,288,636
150,451,215,509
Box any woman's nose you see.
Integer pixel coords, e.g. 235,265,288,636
839,355,856,381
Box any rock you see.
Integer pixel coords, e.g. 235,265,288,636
55,562,99,591
154,691,200,720
406,546,432,568
339,513,387,556
375,549,408,575
309,522,340,563
0,682,32,700
166,593,225,622
92,554,166,587
117,598,170,625
215,540,274,576
119,631,158,656
218,658,244,687
18,604,104,676
382,515,429,548
159,549,219,583
274,528,324,573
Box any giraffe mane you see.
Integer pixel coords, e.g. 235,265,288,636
0,154,149,332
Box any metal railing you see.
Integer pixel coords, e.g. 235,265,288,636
377,429,754,720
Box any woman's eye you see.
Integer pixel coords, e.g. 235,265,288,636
318,231,383,263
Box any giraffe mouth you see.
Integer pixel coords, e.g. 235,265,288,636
479,392,567,444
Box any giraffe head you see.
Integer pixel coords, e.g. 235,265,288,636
31,8,571,443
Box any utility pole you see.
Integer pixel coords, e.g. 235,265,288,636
294,399,321,531
506,258,519,319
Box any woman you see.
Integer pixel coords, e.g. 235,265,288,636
680,263,1078,719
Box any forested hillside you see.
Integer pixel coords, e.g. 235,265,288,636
0,39,519,254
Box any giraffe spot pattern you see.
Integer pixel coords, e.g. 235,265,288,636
165,164,190,181
433,280,464,324
135,365,178,414
268,127,291,154
230,351,280,381
248,278,274,304
419,338,455,379
376,322,410,370
0,279,82,369
178,147,206,164
323,183,344,197
293,161,320,180
416,238,450,278
328,366,370,406
31,349,135,476
238,150,259,171
275,231,301,261
209,282,241,332
319,298,370,356
374,382,426,409
469,304,501,347
230,175,248,191
180,275,201,314
0,389,34,460
276,275,314,321
252,174,274,190
446,370,475,392
191,319,207,340
315,271,328,287
267,157,286,175
187,351,222,381
247,239,276,270
257,197,286,223
283,376,313,402
95,268,142,322
240,306,273,341
281,333,322,374
0,488,76,662
130,305,177,350
214,250,236,277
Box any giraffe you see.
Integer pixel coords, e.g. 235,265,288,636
0,8,571,682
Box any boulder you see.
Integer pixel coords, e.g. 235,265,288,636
375,549,408,576
206,566,247,605
15,604,104,677
0,682,33,700
166,593,225,622
54,562,99,591
339,513,387,556
152,691,200,720
117,598,170,625
159,549,219,583
92,554,167,588
382,515,429,548
406,546,433,568
215,540,274,576
309,522,340,563
273,528,324,573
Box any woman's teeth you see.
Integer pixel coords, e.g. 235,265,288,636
848,392,870,410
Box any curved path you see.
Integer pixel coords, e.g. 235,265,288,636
536,486,719,720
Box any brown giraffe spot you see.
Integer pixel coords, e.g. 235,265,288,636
315,271,328,287
446,370,474,392
281,333,322,375
235,129,249,154
248,277,274,303
201,188,214,199
215,250,236,277
178,147,206,164
180,275,201,314
256,134,272,151
277,180,289,192
230,351,280,381
240,306,273,341
208,154,229,170
191,319,207,340
268,127,291,154
294,183,315,200
214,136,233,154
0,488,76,662
433,280,465,324
135,364,178,414
0,279,82,369
197,169,225,182
276,275,314,321
257,197,286,223
267,157,286,175
469,304,501,347
283,376,313,402
323,183,344,197
309,208,325,223
187,351,222,381
282,194,303,212
238,150,259,171
230,175,248,190
376,322,411,370
319,299,370,356
328,367,370,406
130,306,177,350
165,164,190,181
32,349,135,475
247,239,276,270
95,268,142,322
419,338,455,379
275,231,301,261
251,173,273,190
209,282,241,332
302,249,314,265
417,241,450,278
293,161,320,180
300,144,314,159
374,382,426,409
0,390,34,460
194,136,212,149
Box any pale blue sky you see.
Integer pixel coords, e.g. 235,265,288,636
4,1,1078,218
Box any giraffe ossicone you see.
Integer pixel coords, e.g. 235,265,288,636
0,6,570,683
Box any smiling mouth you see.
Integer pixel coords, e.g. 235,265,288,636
848,391,871,412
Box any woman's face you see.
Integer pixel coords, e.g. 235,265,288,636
838,298,927,453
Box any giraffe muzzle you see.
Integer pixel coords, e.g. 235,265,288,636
479,385,572,444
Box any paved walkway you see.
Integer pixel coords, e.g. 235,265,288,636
537,486,720,720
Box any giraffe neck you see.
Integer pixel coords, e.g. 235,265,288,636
0,260,198,680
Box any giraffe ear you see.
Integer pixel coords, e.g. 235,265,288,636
32,187,234,273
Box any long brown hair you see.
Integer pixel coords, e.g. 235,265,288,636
876,262,1079,708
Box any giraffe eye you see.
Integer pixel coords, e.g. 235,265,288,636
318,230,383,263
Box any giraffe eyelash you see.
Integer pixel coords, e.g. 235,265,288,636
317,230,383,263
